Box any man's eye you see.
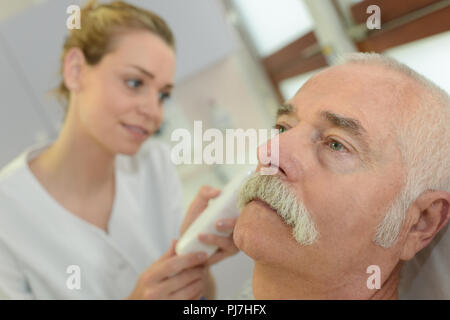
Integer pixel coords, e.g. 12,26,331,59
126,79,143,89
328,140,347,152
158,92,171,103
273,124,287,134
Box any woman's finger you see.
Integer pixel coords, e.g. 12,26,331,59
216,218,237,232
207,249,231,266
147,251,208,282
198,233,236,252
162,266,206,296
189,186,221,216
160,239,177,260
180,186,221,235
169,278,204,300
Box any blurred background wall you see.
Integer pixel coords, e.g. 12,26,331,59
0,0,449,299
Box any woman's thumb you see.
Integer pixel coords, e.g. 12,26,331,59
161,239,177,259
188,186,221,217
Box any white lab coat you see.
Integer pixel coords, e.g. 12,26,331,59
0,139,185,299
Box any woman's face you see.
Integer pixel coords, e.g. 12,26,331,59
74,30,176,155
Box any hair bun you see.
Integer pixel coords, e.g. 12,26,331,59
82,0,99,12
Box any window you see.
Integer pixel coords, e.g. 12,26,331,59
231,0,314,57
384,31,450,92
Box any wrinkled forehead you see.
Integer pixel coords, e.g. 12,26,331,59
289,64,413,143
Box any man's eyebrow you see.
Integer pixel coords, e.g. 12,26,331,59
128,65,173,90
320,110,374,160
277,103,297,117
320,111,367,137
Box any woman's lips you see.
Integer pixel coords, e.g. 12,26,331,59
121,123,150,139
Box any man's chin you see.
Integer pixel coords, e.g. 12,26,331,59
234,199,292,263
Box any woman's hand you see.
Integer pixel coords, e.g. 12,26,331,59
199,217,239,266
180,185,239,267
127,240,209,300
179,186,221,236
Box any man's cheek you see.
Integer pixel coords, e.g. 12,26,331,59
318,151,361,174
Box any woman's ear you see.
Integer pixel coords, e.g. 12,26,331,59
63,47,85,92
400,191,450,261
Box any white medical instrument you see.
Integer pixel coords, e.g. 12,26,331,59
175,166,255,257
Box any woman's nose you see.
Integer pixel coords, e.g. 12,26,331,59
137,89,162,119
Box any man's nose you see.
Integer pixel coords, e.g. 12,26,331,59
257,130,301,181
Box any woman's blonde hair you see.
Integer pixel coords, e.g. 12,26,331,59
55,0,175,112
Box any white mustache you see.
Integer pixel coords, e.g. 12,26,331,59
237,172,318,245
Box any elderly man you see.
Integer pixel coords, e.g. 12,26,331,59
235,53,450,299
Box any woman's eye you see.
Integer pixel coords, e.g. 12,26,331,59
328,140,347,152
158,92,171,103
126,79,143,89
274,124,287,134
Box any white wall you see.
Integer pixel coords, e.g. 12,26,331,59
0,0,39,21
384,31,450,93
0,32,52,167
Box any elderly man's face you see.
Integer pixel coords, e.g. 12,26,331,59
234,64,411,288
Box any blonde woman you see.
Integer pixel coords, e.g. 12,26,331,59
0,1,238,299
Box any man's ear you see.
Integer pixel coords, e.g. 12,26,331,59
400,190,450,261
63,47,85,92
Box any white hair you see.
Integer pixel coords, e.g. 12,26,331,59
339,52,450,247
